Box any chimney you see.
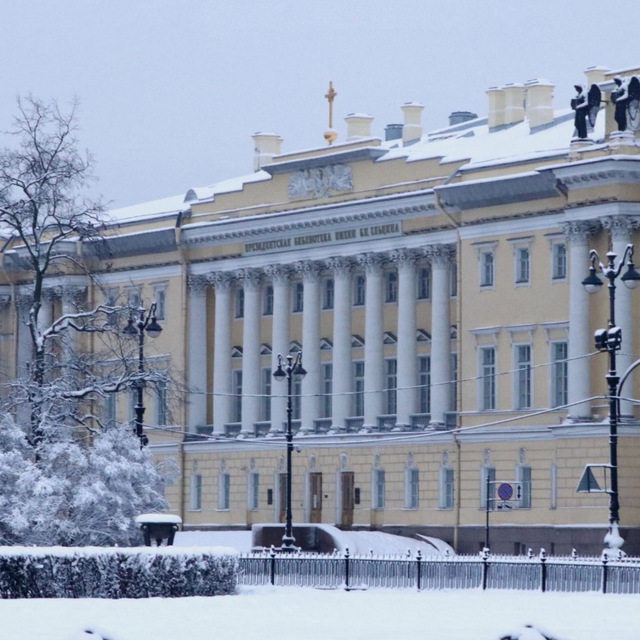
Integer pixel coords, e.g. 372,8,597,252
502,83,526,126
525,79,555,130
449,111,478,127
252,132,283,172
584,65,610,87
385,123,403,141
344,113,374,141
401,102,424,144
487,86,505,130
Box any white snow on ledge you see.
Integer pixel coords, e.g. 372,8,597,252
135,513,182,525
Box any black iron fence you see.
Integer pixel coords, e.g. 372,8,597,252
237,549,640,594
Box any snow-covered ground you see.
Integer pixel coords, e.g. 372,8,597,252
0,586,637,640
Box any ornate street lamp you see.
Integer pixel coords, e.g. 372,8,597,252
272,351,306,551
582,244,640,551
123,302,163,447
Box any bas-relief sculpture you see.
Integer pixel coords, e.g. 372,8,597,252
288,164,353,199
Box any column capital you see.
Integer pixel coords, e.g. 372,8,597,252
326,256,353,277
188,274,209,292
295,260,323,283
562,220,600,243
424,244,454,266
210,271,234,292
601,215,640,241
264,264,291,284
357,252,385,274
240,268,263,291
389,248,420,269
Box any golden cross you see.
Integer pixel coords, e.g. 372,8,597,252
325,81,337,129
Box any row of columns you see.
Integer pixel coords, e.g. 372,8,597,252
187,245,455,435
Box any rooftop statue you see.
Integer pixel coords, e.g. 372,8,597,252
571,83,601,140
611,75,640,133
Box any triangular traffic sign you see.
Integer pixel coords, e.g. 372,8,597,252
577,465,602,493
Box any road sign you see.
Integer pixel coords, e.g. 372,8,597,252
496,502,513,510
497,482,514,501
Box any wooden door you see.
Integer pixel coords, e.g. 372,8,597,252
278,473,287,523
308,473,323,523
340,471,354,528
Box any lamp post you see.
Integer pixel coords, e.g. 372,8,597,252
123,302,163,447
582,244,640,550
272,351,306,551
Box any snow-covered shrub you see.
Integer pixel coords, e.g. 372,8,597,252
0,547,237,598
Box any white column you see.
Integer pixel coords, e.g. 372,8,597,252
37,289,53,335
565,221,596,420
241,269,262,436
426,245,453,427
212,272,233,433
327,257,352,431
187,276,208,432
359,253,385,430
266,265,291,434
298,261,322,433
602,216,639,418
15,294,32,426
392,249,418,429
61,286,85,364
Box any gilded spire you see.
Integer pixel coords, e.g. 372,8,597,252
324,81,338,145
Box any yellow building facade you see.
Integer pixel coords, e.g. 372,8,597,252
3,64,640,554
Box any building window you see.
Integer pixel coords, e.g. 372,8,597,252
292,281,304,312
551,341,568,408
418,355,431,414
104,392,117,427
550,463,557,510
450,353,458,412
353,361,365,416
190,473,202,510
263,285,274,316
552,243,567,280
516,464,532,509
450,261,458,297
232,370,243,422
292,376,302,420
129,389,137,422
156,379,168,427
480,347,496,411
248,472,259,510
481,466,496,510
321,363,333,418
405,467,419,509
218,472,230,510
417,267,431,299
515,344,532,410
384,359,397,415
385,271,398,303
128,289,141,309
153,287,167,320
261,368,271,422
515,247,530,284
439,466,454,509
353,274,366,306
323,278,334,309
235,288,244,318
480,251,494,287
372,468,385,509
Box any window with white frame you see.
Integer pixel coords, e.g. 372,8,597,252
292,376,302,420
417,267,431,299
480,250,494,287
450,261,458,297
516,464,532,509
128,289,141,309
323,278,334,310
248,472,259,510
515,246,530,284
104,288,120,326
405,467,419,509
218,472,230,510
385,271,398,303
190,473,202,510
418,355,431,414
353,274,366,306
156,378,168,426
232,370,243,422
552,242,567,280
130,389,138,422
104,392,117,427
479,347,496,411
372,468,385,509
550,463,557,510
353,361,365,416
260,368,271,422
292,281,304,312
551,341,568,408
515,344,532,410
321,363,332,418
439,466,454,509
152,286,167,320
450,353,458,412
235,287,244,318
384,359,397,415
263,284,274,315
481,466,496,510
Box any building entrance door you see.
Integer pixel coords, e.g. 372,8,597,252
308,472,323,523
340,471,355,528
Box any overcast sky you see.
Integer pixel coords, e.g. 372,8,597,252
2,1,640,210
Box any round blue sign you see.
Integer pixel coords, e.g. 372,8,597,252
497,483,514,501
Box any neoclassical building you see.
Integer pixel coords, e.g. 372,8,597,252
3,63,640,554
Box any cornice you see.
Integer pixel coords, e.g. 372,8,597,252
551,155,640,190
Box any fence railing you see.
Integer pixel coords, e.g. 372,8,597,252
237,549,640,594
